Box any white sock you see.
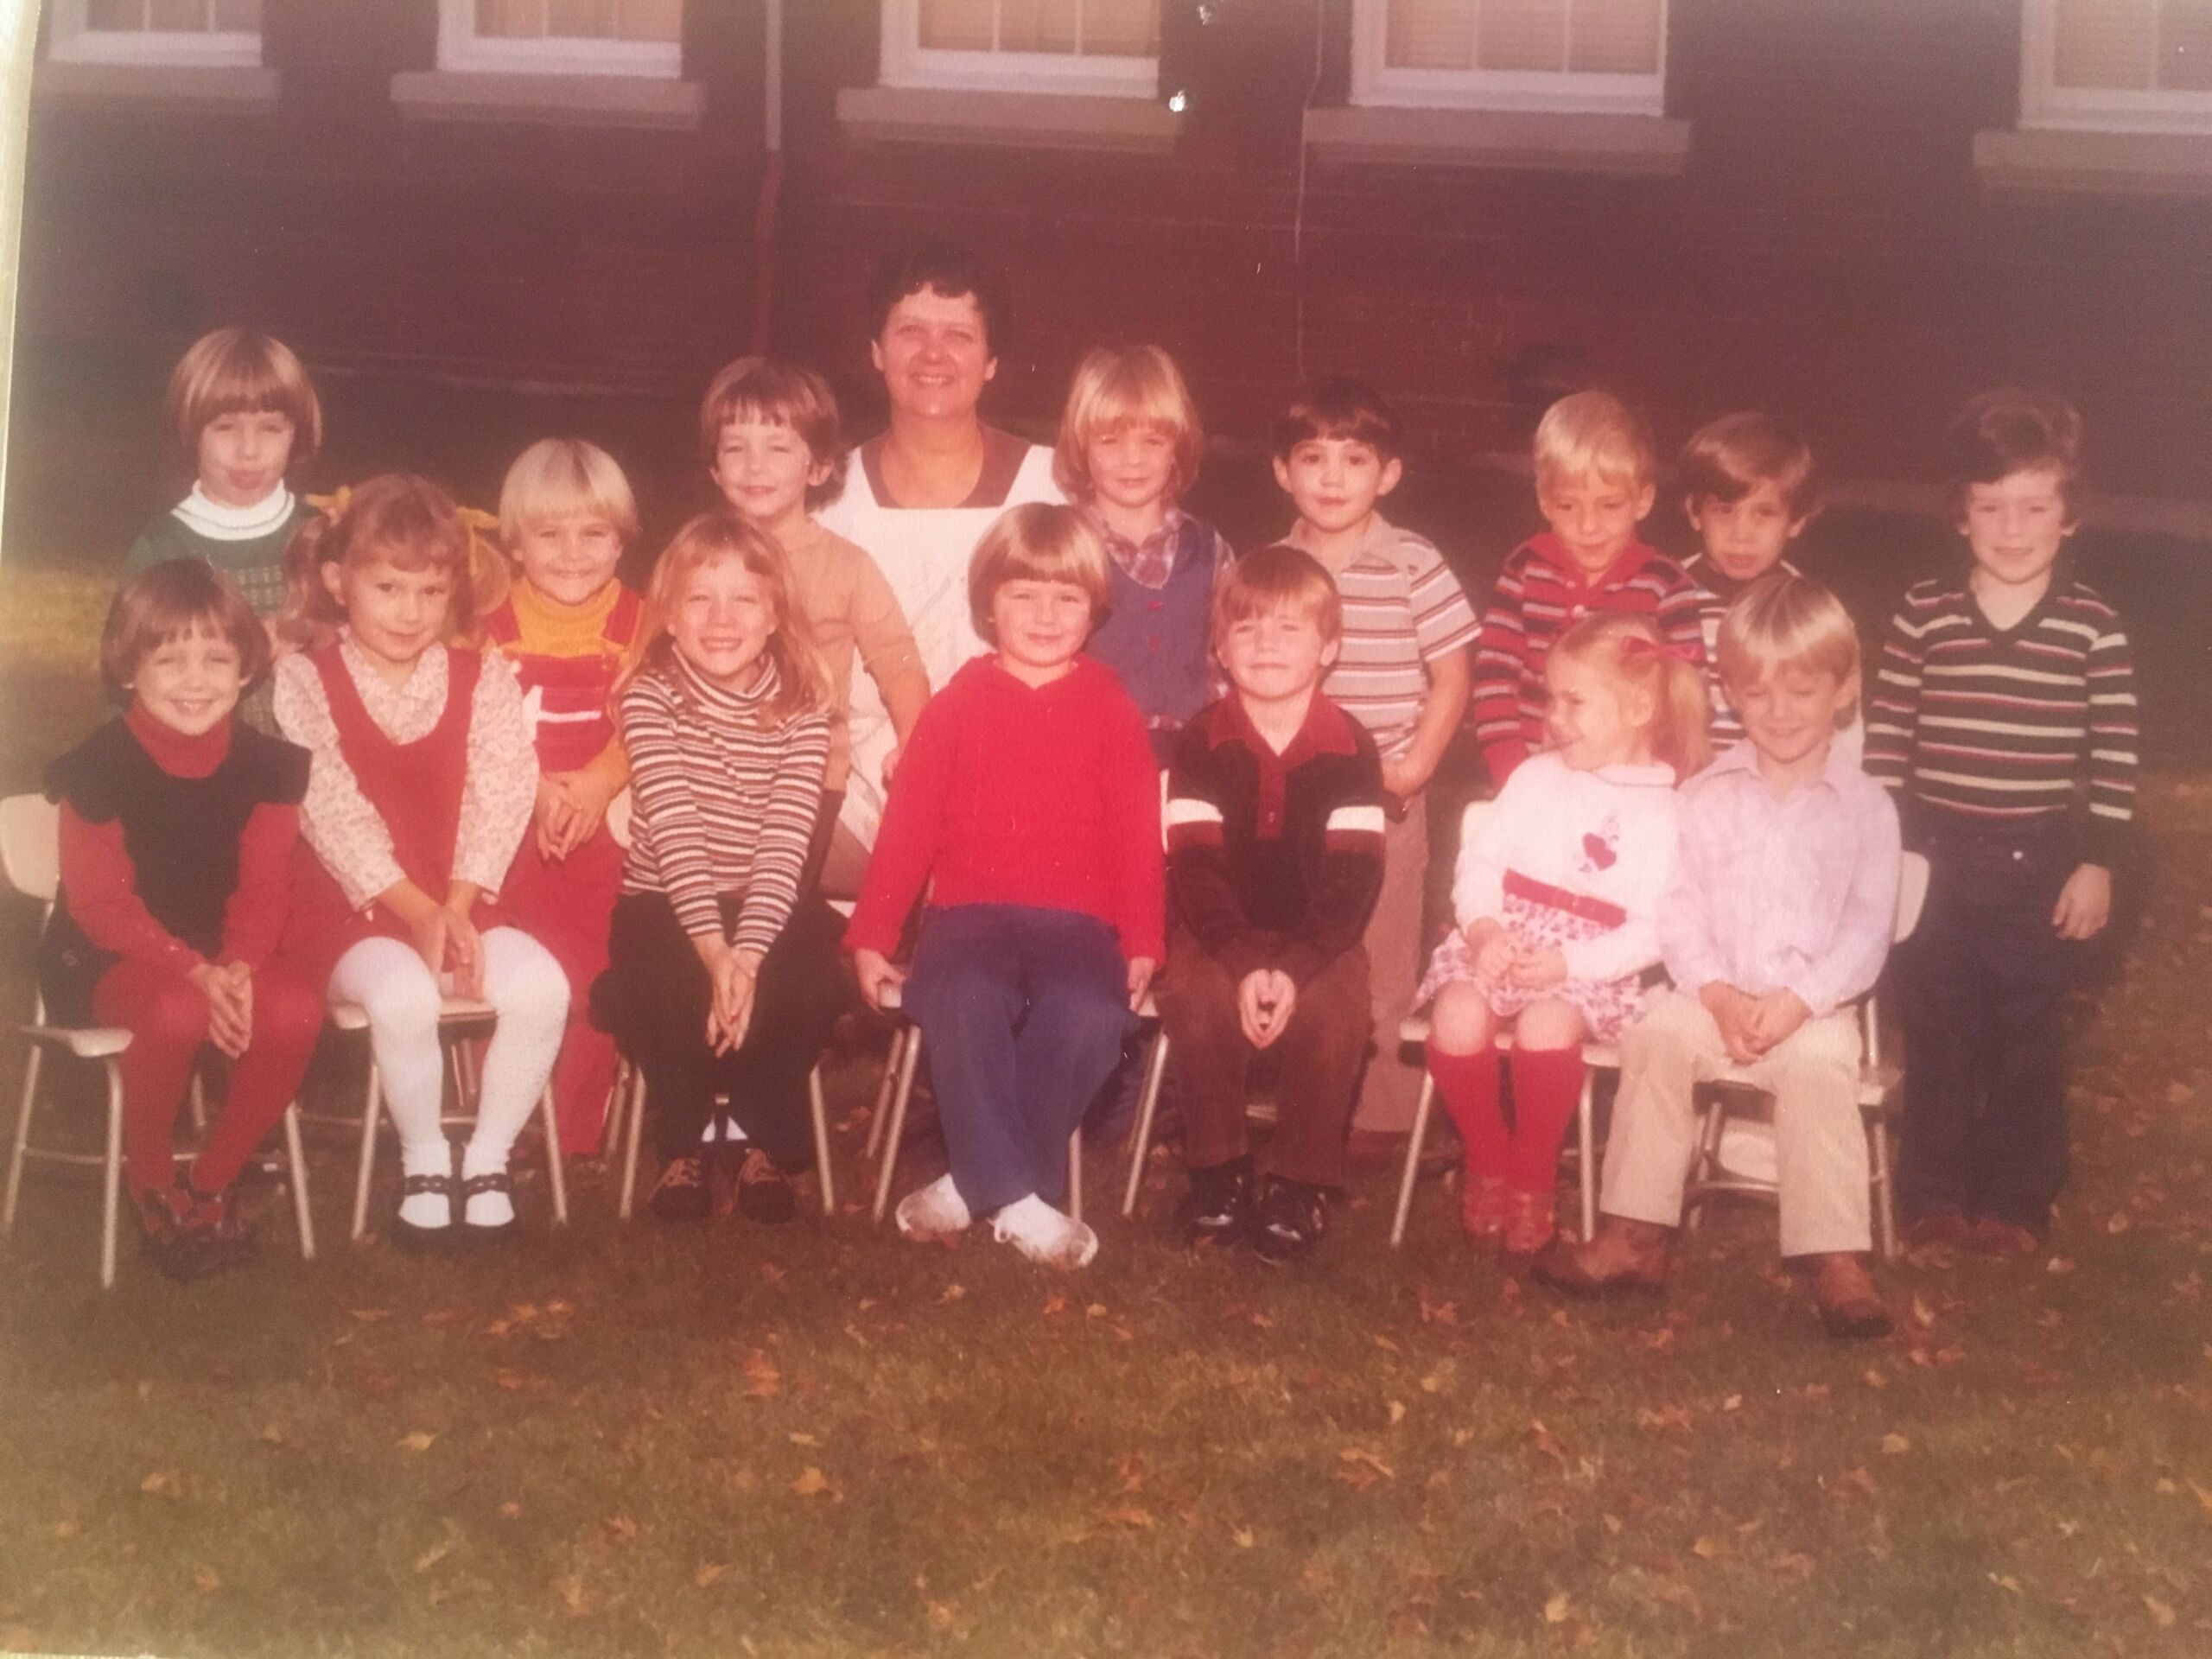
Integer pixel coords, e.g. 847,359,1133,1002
459,1141,514,1230
991,1193,1098,1270
398,1140,454,1230
702,1116,747,1146
894,1173,973,1240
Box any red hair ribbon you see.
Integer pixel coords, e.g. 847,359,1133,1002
1619,633,1700,665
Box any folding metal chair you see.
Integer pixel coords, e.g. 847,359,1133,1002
0,793,315,1287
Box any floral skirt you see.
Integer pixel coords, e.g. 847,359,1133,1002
1416,881,1644,1043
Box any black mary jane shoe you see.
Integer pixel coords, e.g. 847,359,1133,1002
389,1170,461,1254
457,1170,522,1244
137,1188,226,1283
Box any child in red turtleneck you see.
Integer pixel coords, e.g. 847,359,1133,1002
41,562,323,1281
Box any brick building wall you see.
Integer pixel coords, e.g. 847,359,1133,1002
16,0,2212,499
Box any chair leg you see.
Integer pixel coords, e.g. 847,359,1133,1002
871,1026,922,1224
618,1065,648,1220
3,1045,42,1234
1576,1071,1598,1243
1390,1072,1435,1249
283,1104,316,1262
539,1086,568,1226
1120,1026,1170,1219
808,1065,836,1216
1870,1114,1897,1262
188,1070,209,1135
99,1059,126,1291
1067,1131,1083,1226
350,1058,381,1243
865,1027,905,1163
1684,1097,1727,1236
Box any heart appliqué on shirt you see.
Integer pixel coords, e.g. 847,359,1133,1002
1582,831,1618,871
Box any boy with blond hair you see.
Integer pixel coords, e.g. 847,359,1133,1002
1676,412,1822,748
1471,390,1706,784
1866,389,2137,1255
1056,344,1236,766
1160,545,1388,1260
1272,377,1478,1137
1541,575,1901,1338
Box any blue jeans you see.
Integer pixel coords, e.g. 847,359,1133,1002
905,905,1134,1216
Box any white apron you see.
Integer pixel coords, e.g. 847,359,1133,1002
816,441,1063,848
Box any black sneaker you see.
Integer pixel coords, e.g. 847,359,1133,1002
649,1154,715,1223
1174,1156,1252,1245
137,1188,226,1283
734,1147,798,1224
1249,1176,1329,1265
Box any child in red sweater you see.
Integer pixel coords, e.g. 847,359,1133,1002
41,562,324,1279
848,504,1165,1270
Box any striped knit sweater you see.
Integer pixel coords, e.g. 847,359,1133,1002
1469,534,1707,780
617,653,831,957
1862,571,2138,864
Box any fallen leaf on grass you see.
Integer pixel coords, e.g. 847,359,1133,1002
499,1501,522,1520
1231,1524,1255,1548
52,1519,78,1540
1882,1433,1911,1455
2046,1257,2076,1275
554,1573,593,1619
1770,1553,1815,1581
1910,1297,1936,1330
1544,1592,1572,1624
397,1432,437,1453
938,1283,966,1304
1339,1446,1396,1480
193,1565,221,1595
695,1563,730,1589
788,1432,819,1448
1862,1370,1889,1389
741,1351,780,1399
139,1471,184,1498
1692,1535,1722,1560
414,1540,454,1574
758,1262,785,1283
257,1423,287,1446
2145,1596,2177,1628
1637,1404,1693,1433
2189,1480,2212,1517
602,1510,638,1545
791,1466,834,1498
1102,1503,1155,1529
348,1308,393,1323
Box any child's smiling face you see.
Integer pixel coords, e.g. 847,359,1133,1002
197,408,296,509
1543,651,1651,772
1086,422,1178,518
991,578,1094,683
669,556,775,690
1959,466,2074,594
1686,479,1808,585
1218,601,1338,705
327,557,454,677
1731,661,1857,777
514,511,624,608
711,418,829,531
130,622,245,738
1538,467,1655,577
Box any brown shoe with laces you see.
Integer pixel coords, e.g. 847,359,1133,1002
1966,1216,2043,1258
1534,1217,1670,1297
734,1147,798,1225
1811,1254,1894,1339
649,1154,713,1223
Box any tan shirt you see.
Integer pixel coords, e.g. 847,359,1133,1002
776,515,930,792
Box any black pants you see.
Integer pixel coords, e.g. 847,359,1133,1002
595,893,849,1168
1894,826,2081,1230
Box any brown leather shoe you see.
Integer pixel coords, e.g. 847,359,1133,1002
1812,1254,1893,1339
1966,1216,2043,1257
1534,1218,1670,1297
1901,1205,1974,1250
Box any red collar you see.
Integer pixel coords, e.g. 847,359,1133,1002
126,700,232,779
1206,690,1359,767
1529,532,1662,593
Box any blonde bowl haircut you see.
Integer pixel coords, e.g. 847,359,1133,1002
1052,345,1206,502
697,357,849,511
166,327,323,468
498,437,641,551
1211,543,1341,652
1533,389,1656,495
1716,574,1861,716
1550,610,1713,780
967,503,1113,645
616,512,834,732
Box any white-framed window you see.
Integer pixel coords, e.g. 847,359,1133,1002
879,0,1162,98
48,0,264,68
2019,0,2212,133
437,0,683,79
1351,0,1666,117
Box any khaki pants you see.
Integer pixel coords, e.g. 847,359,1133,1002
1351,798,1427,1134
1600,989,1871,1256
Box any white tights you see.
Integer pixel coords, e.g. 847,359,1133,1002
327,928,569,1180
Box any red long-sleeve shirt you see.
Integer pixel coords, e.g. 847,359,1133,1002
56,706,300,975
844,655,1166,963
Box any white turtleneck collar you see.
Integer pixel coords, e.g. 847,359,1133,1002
173,482,296,543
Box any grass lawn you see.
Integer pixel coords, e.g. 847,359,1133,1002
2,508,2210,1651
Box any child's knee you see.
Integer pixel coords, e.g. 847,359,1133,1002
136,978,212,1049
486,933,572,1027
255,969,328,1047
1427,987,1492,1053
1514,1000,1587,1052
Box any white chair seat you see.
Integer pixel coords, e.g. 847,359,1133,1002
21,1023,132,1060
326,995,498,1033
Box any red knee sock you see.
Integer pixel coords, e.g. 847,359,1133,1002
1504,1046,1585,1195
1428,1047,1507,1180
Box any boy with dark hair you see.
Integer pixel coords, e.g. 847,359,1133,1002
1865,388,2138,1255
1160,544,1389,1260
1272,377,1478,1140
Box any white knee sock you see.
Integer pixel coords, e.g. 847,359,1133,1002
461,928,570,1225
328,937,451,1228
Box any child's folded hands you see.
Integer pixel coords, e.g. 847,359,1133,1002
189,960,254,1058
1237,968,1297,1048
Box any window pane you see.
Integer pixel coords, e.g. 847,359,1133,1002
543,0,616,38
2053,0,2155,88
211,0,262,29
146,0,209,29
1569,0,1659,73
999,0,1079,52
920,0,997,49
476,0,546,39
86,0,149,28
1388,0,1475,69
2160,0,2212,88
1082,0,1159,55
1478,0,1567,71
619,0,682,42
